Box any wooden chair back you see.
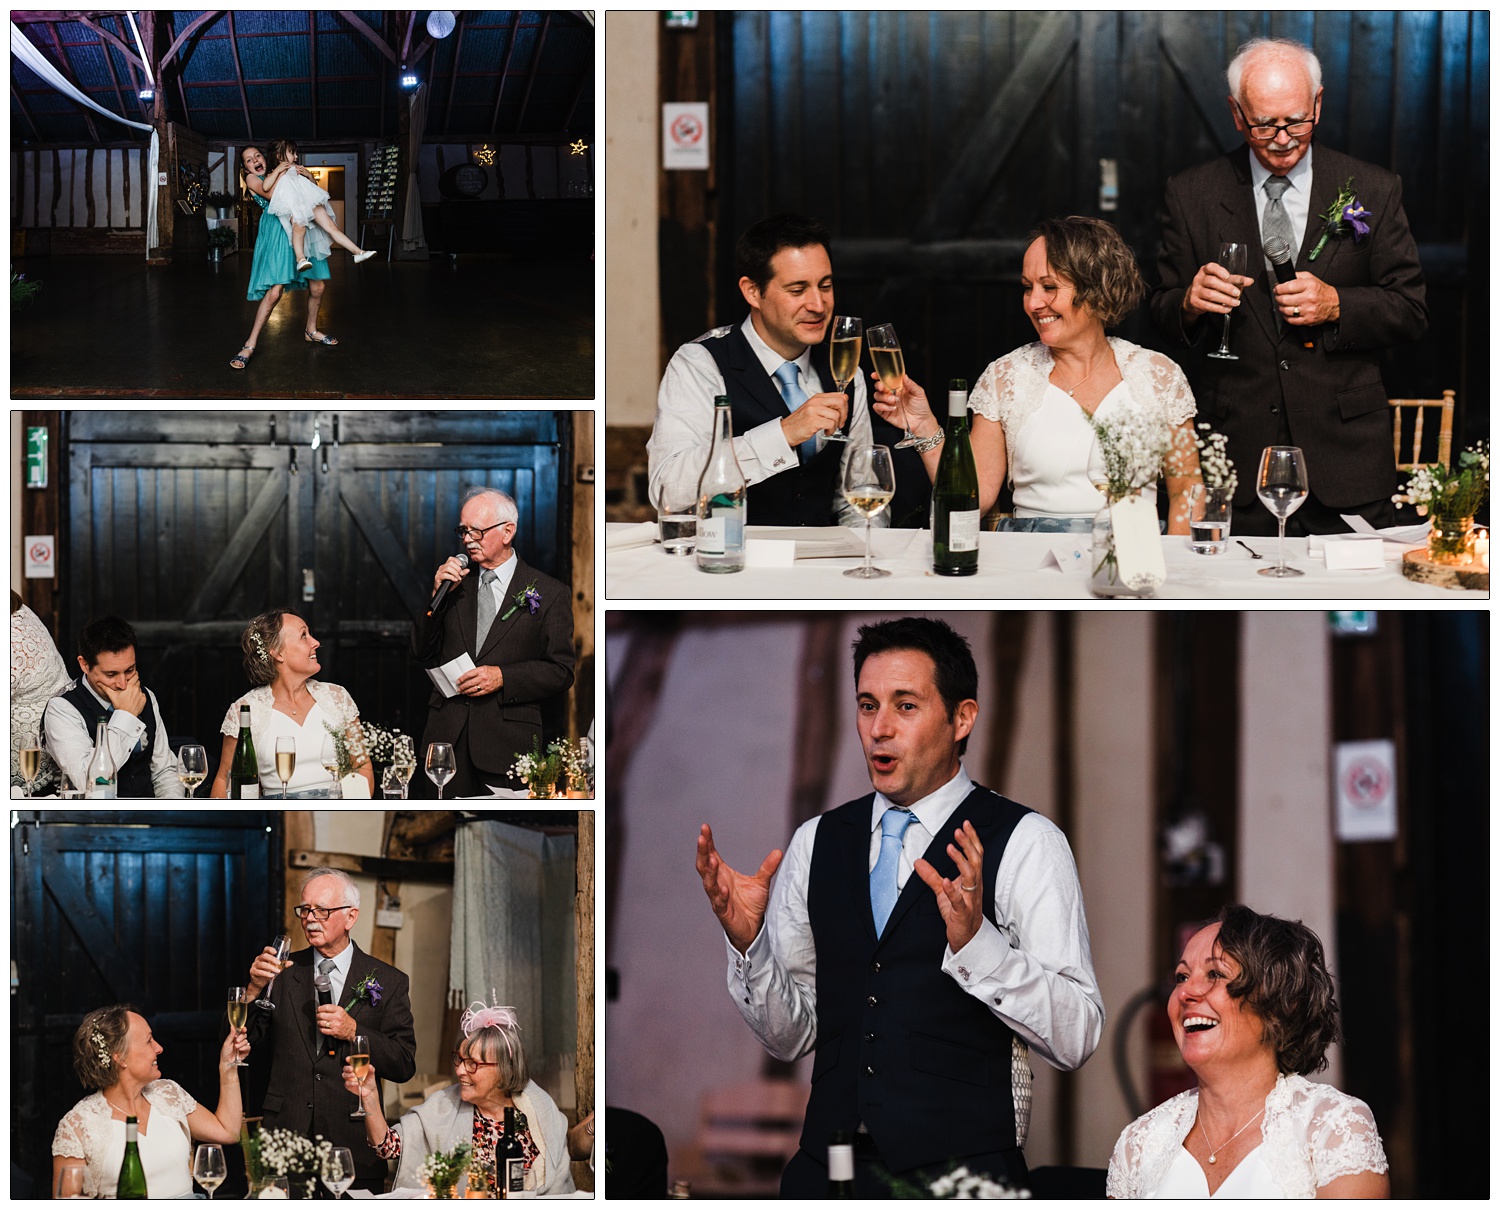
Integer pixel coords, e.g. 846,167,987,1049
1390,390,1455,474
687,1078,808,1196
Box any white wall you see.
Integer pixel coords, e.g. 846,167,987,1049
12,148,148,227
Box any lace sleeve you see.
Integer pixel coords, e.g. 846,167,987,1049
1121,344,1197,428
969,358,1006,423
1104,1118,1140,1199
313,681,360,729
222,694,245,738
51,1106,88,1158
1308,1092,1389,1187
146,1079,199,1120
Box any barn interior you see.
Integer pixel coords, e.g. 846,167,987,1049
10,10,595,398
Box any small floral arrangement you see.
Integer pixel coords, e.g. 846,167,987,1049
355,721,412,767
12,268,41,307
343,971,384,1011
500,581,543,621
242,1124,331,1199
90,1029,112,1068
927,1165,1032,1199
420,1142,473,1199
1309,178,1370,261
1394,439,1489,519
508,737,591,797
1193,423,1238,494
322,720,371,777
1086,408,1177,504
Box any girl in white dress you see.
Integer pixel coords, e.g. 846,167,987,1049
266,138,376,271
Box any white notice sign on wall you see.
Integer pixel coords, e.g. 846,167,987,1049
24,535,55,579
1333,738,1399,842
663,102,710,170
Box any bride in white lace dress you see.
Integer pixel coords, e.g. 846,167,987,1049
52,1005,250,1198
871,217,1202,533
1107,905,1389,1198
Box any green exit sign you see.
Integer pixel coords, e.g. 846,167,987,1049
25,427,47,489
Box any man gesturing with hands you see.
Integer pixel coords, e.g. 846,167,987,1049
696,617,1102,1198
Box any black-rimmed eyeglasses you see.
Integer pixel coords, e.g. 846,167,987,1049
293,904,353,921
1234,101,1315,143
451,1051,500,1074
454,522,512,542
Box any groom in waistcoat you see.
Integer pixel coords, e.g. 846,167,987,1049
695,617,1103,1197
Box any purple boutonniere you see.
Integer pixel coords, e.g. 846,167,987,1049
500,581,541,621
343,973,383,1011
1309,177,1370,261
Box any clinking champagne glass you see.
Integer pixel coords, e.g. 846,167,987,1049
321,735,342,800
426,742,456,801
1206,242,1249,360
392,735,415,798
178,744,207,798
275,736,297,800
1256,445,1309,577
842,445,896,579
17,731,42,798
226,986,250,1067
323,1146,356,1198
348,1036,371,1119
262,932,293,1008
866,323,917,448
193,1143,227,1200
824,315,863,443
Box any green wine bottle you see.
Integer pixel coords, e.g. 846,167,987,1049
229,703,261,799
117,1115,148,1198
933,378,980,576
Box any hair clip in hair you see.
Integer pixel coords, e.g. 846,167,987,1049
459,1001,520,1056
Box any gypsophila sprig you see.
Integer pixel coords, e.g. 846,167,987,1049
509,737,591,796
90,1029,111,1068
242,1126,330,1198
1394,439,1488,519
322,720,370,777
1087,407,1175,503
1193,423,1238,493
928,1165,1032,1199
420,1142,473,1198
355,721,410,766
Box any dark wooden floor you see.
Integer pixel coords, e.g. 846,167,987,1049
9,251,594,399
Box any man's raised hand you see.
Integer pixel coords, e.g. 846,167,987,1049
914,819,986,953
695,823,783,954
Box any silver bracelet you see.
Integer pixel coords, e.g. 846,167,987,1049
911,429,944,454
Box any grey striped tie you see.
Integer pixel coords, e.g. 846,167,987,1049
474,568,499,654
1262,176,1295,266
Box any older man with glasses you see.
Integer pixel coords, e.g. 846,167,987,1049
244,867,416,1190
410,486,574,798
1152,36,1427,537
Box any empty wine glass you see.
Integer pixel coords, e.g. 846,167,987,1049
193,1143,227,1200
1206,242,1249,360
261,932,293,1008
841,445,896,579
426,742,456,800
824,315,862,443
178,744,208,798
323,1146,356,1198
17,731,41,798
1256,445,1309,577
867,323,917,447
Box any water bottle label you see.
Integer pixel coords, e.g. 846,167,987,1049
948,509,980,551
698,517,725,554
87,782,117,799
240,785,260,799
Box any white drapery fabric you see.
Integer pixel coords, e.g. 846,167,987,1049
11,22,159,255
451,821,577,1101
401,82,429,252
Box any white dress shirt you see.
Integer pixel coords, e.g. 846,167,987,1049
1249,144,1315,258
43,677,185,797
316,939,357,1006
725,766,1103,1074
647,315,879,527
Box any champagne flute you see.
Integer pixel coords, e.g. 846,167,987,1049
348,1038,371,1119
824,315,862,443
867,323,917,448
275,736,297,800
323,1146,356,1198
426,742,456,801
17,731,42,799
193,1143,227,1200
1206,242,1249,360
226,986,250,1067
261,932,293,1008
392,735,415,798
321,735,342,800
178,744,207,798
1256,445,1309,577
841,445,896,579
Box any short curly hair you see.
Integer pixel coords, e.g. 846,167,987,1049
460,1022,530,1098
1213,903,1340,1075
241,609,292,686
73,1004,137,1091
1027,216,1146,328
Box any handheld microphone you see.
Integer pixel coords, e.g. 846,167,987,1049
428,552,471,615
1262,237,1315,348
314,972,337,1058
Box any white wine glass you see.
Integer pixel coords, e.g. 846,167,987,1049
262,932,293,1008
274,736,297,800
193,1143,227,1200
17,731,42,798
178,744,207,798
824,315,862,443
426,742,456,800
321,735,342,799
323,1145,356,1198
348,1037,371,1119
1206,242,1249,360
1256,445,1309,577
55,1161,86,1199
226,986,250,1067
392,735,416,797
841,445,896,579
867,323,917,448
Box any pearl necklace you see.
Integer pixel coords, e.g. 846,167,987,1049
1054,348,1104,398
1198,1105,1265,1165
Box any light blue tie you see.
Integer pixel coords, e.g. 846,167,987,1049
870,808,915,937
773,361,819,463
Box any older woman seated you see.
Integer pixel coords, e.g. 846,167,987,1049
343,1002,575,1195
52,1004,250,1198
873,216,1202,532
1107,905,1389,1198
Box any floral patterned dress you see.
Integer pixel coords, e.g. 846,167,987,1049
376,1109,540,1195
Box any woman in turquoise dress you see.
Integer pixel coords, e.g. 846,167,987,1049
230,145,339,370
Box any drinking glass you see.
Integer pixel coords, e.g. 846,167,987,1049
1256,445,1309,577
381,765,404,798
193,1143,227,1200
178,744,208,798
348,1037,371,1119
17,731,41,798
824,315,863,443
1185,482,1234,555
226,986,250,1066
321,736,342,799
1206,242,1249,360
426,742,456,800
274,736,297,799
54,1161,86,1199
392,734,416,797
652,476,697,556
841,445,896,579
323,1146,356,1198
261,932,293,1008
866,323,917,447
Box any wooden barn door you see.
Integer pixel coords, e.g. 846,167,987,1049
63,412,570,779
10,810,278,1196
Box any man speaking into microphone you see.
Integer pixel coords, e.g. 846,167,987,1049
411,486,574,797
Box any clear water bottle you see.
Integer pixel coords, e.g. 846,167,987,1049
695,395,747,573
85,719,117,798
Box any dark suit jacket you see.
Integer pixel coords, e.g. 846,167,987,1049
247,944,415,1188
1151,143,1427,509
409,554,574,781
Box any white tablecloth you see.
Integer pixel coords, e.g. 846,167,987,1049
606,524,1486,600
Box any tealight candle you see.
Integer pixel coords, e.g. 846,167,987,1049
1474,527,1489,569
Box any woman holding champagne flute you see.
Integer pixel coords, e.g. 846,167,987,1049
211,610,374,798
52,1004,250,1199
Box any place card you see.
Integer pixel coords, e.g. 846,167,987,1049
1321,536,1386,570
1110,493,1167,590
745,538,796,568
1041,539,1090,571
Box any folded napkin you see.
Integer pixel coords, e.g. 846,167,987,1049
1338,515,1431,544
753,526,867,559
606,521,658,551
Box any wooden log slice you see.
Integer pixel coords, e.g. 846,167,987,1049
1401,546,1490,592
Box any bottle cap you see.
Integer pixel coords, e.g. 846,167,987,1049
713,394,730,407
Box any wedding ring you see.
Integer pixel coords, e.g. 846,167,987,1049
960,883,977,892
1292,307,1301,318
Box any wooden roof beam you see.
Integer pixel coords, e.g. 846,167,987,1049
159,10,220,73
337,9,397,65
227,8,252,139
515,13,552,133
92,13,130,119
73,14,147,76
489,11,522,135
12,80,44,141
309,10,318,140
443,10,467,135
399,10,416,64
562,58,588,131
44,18,101,142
